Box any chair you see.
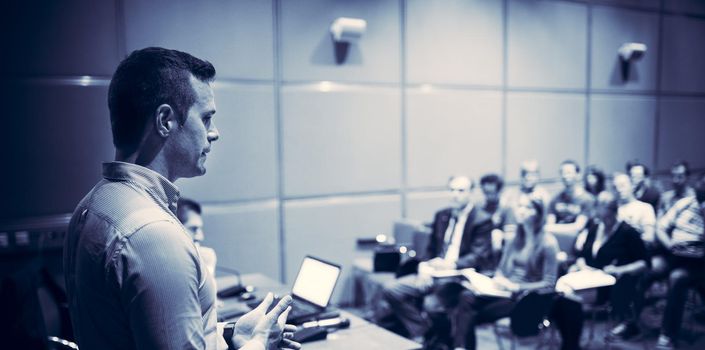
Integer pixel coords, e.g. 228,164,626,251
581,297,612,348
582,274,644,349
493,289,558,350
47,336,79,350
37,269,79,350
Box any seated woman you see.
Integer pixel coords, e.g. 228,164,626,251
552,191,649,347
446,194,559,350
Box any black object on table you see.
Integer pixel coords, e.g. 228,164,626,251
292,327,328,343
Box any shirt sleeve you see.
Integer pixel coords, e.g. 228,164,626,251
658,199,682,237
114,220,206,350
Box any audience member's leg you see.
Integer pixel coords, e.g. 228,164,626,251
607,273,641,340
423,293,453,348
650,254,671,282
382,274,432,339
452,292,514,350
550,296,583,350
633,254,670,321
422,280,467,347
660,268,692,340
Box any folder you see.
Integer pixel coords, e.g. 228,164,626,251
556,268,616,292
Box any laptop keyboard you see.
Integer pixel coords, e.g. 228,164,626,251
255,296,321,320
289,300,319,319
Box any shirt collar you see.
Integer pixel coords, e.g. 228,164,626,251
456,202,474,218
102,161,181,213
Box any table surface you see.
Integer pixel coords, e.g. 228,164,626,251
216,273,421,350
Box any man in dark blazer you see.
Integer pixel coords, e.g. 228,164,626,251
381,176,494,343
627,160,661,213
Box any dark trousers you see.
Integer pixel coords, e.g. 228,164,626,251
550,296,583,350
381,274,433,338
660,259,705,338
451,291,516,350
610,274,642,323
549,274,640,350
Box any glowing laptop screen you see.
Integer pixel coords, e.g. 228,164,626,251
291,256,341,308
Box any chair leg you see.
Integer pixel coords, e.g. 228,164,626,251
493,324,506,350
536,320,557,350
587,309,596,346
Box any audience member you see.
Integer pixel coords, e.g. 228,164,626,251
545,160,595,237
500,160,551,210
381,176,494,343
659,161,695,217
444,194,559,350
479,174,516,250
613,173,656,244
626,160,660,213
177,197,217,275
584,165,607,197
554,191,649,345
653,174,705,349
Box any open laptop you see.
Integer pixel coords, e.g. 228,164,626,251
277,255,342,323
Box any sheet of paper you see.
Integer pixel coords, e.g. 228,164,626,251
429,269,463,278
460,268,512,298
556,268,616,292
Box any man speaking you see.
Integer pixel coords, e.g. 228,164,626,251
63,47,298,350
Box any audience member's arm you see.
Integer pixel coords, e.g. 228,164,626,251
604,226,650,278
455,218,494,270
604,260,647,278
545,215,588,236
566,228,589,269
546,214,557,226
655,203,679,249
495,238,512,276
641,206,657,244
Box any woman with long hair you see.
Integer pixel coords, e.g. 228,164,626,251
584,165,606,197
448,195,560,350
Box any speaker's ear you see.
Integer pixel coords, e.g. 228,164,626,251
155,104,174,137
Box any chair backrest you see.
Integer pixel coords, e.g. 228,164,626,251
509,289,558,337
393,219,426,245
551,230,577,254
391,219,431,260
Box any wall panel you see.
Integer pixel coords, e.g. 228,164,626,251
406,89,502,188
657,98,705,171
124,0,274,80
506,92,586,182
508,0,588,89
0,0,119,76
406,0,503,86
588,95,657,173
661,15,705,93
1,82,113,219
281,84,401,197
